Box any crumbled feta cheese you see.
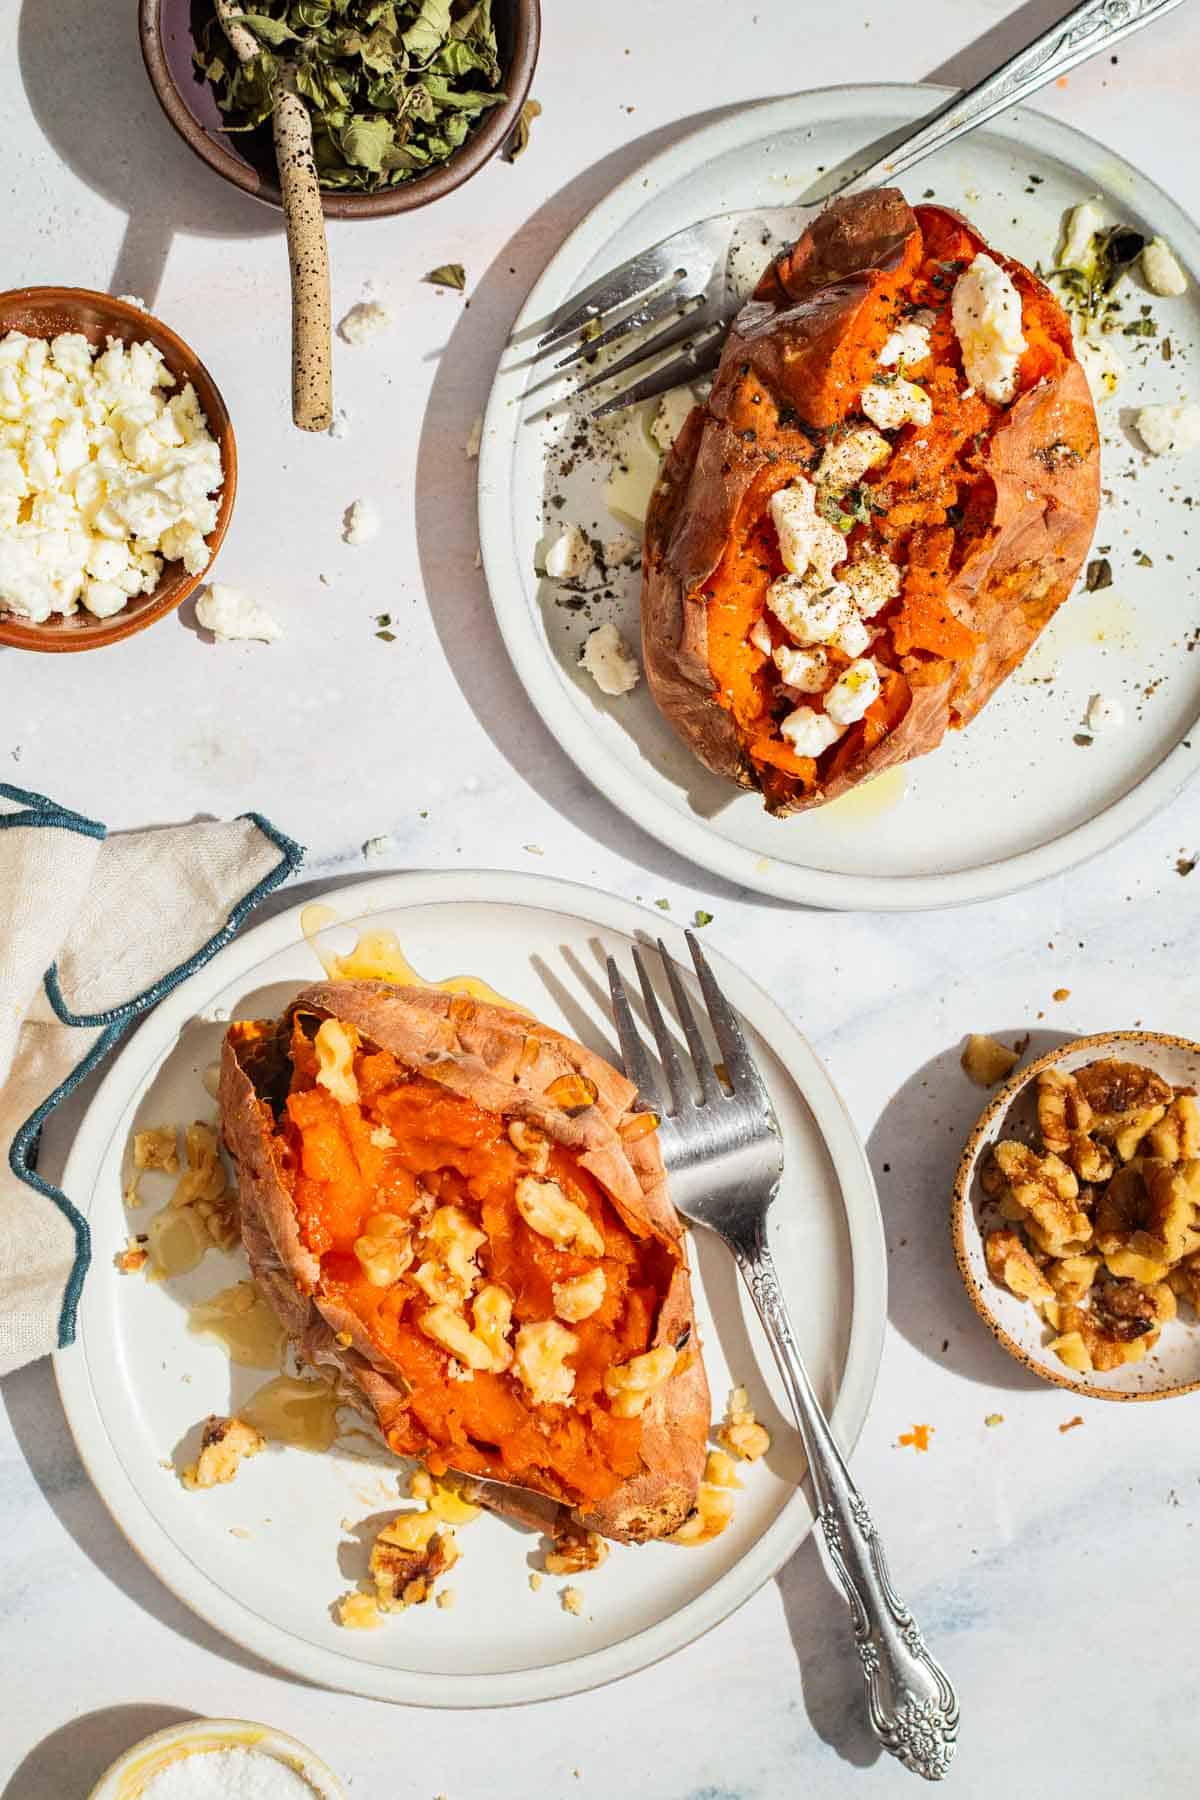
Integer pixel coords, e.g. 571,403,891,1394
748,617,773,656
773,643,829,691
328,408,351,440
728,236,770,299
768,479,845,581
840,552,902,618
1085,692,1124,733
1141,237,1187,297
767,575,871,658
861,377,932,431
580,621,639,696
649,388,696,452
779,705,844,757
0,329,223,623
343,498,381,544
115,293,148,311
951,254,1027,404
337,300,392,344
195,582,283,643
466,414,482,458
1075,333,1123,401
1059,200,1105,273
1134,400,1200,455
825,658,882,725
605,531,640,567
545,522,593,581
878,312,934,369
814,426,891,500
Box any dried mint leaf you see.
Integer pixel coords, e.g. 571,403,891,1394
504,96,541,161
194,0,507,193
424,263,466,290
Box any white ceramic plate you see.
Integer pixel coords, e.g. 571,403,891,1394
478,84,1200,910
953,1030,1200,1401
54,871,885,1705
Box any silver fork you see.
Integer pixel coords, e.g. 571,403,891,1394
536,0,1184,416
607,931,958,1782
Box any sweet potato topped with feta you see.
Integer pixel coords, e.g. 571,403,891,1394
219,982,710,1543
641,188,1100,812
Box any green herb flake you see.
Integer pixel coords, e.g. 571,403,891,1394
1135,551,1154,568
1084,557,1113,593
654,897,670,911
1122,317,1158,338
504,96,541,161
375,612,392,627
194,0,507,195
376,628,396,641
693,909,713,928
424,262,466,291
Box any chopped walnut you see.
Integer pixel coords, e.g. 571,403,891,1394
985,1141,1091,1256
984,1229,1053,1302
715,1384,771,1462
1037,1070,1113,1182
703,1449,743,1490
544,1524,609,1575
337,1591,382,1630
961,1034,1020,1087
1073,1059,1173,1159
181,1415,265,1490
1145,1095,1200,1163
1094,1158,1198,1274
133,1127,180,1174
436,1586,456,1610
114,1238,148,1274
560,1586,585,1615
528,1571,544,1592
671,1481,736,1545
370,1511,459,1610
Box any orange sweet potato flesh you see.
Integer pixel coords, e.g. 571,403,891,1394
641,190,1100,814
220,983,711,1543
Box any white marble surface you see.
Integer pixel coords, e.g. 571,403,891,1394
4,0,1200,1793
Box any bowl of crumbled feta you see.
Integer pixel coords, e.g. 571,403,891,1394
0,288,236,652
88,1718,347,1800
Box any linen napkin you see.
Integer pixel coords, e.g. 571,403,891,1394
0,784,302,1376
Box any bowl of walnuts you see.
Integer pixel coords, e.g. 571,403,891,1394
953,1030,1200,1401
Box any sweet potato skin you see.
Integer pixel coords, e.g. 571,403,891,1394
641,189,1101,813
220,981,710,1543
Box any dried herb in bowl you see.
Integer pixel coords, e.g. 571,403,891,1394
194,0,507,192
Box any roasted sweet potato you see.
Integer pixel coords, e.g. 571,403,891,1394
642,189,1100,812
219,982,710,1543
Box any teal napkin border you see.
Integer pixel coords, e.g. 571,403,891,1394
0,785,304,1350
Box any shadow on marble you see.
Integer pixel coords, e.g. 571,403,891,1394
3,1703,199,1800
922,0,1082,88
868,1029,1075,1390
0,1359,296,1685
412,106,804,913
772,1541,882,1772
16,0,272,310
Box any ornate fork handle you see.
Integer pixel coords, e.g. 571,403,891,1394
735,1230,958,1781
835,0,1185,201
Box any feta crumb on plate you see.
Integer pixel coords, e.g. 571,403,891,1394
195,582,283,644
1058,198,1105,274
649,387,695,452
1134,400,1200,455
544,521,593,581
328,408,351,440
337,300,392,345
605,531,640,567
1085,692,1125,733
1141,237,1187,298
580,622,640,696
343,498,381,544
1074,333,1123,401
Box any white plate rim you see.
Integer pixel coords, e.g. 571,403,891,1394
478,82,1200,912
52,868,886,1707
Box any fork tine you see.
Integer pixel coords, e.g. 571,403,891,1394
684,930,775,1115
552,287,701,373
656,939,724,1107
535,250,680,352
631,945,694,1118
606,956,665,1115
590,337,723,420
577,307,718,396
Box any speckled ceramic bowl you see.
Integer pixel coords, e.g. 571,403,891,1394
953,1030,1200,1403
87,1718,347,1800
139,0,540,218
0,287,236,654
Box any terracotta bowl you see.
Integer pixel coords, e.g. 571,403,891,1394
0,288,236,654
952,1030,1200,1403
139,0,541,218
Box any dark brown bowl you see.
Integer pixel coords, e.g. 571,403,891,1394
139,0,541,219
0,288,237,654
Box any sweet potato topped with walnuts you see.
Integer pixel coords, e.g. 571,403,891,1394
219,982,710,1543
642,188,1100,812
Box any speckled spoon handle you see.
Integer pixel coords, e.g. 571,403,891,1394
273,70,333,433
214,1,332,433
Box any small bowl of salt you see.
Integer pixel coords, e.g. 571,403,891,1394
88,1718,346,1800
